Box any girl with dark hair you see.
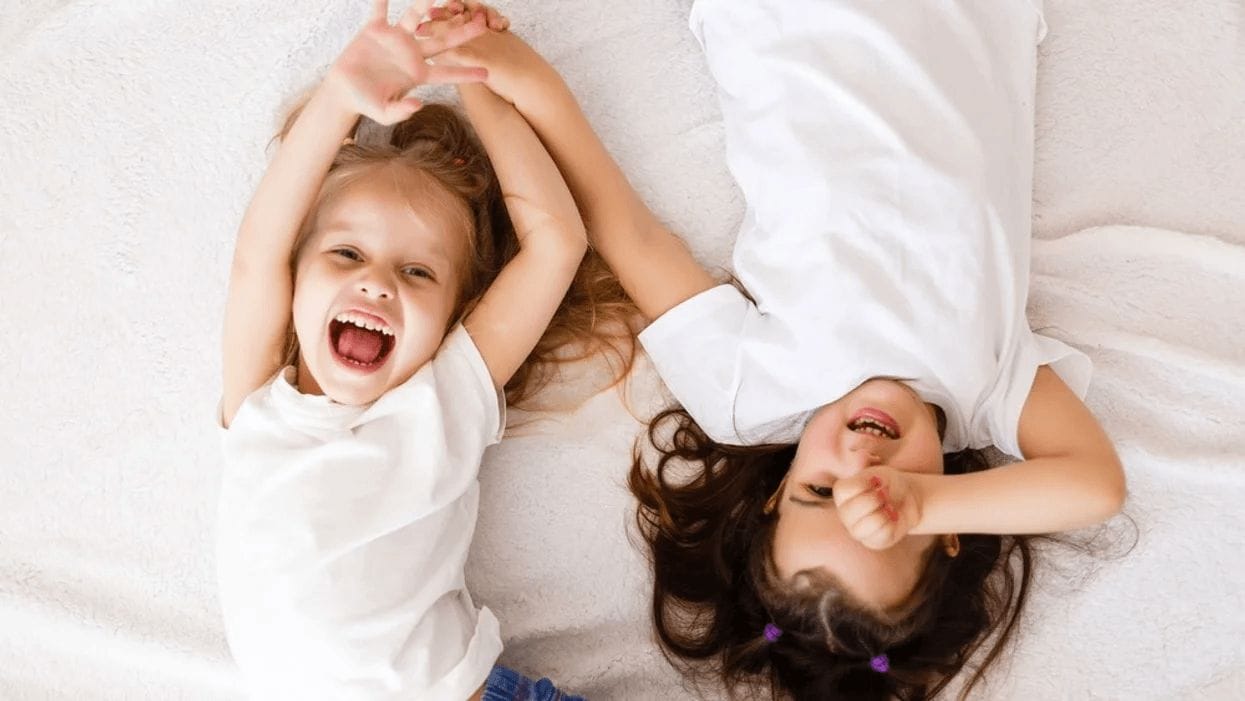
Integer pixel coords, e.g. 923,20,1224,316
431,1,1126,698
215,2,624,698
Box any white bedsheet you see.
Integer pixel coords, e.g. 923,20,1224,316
1,1,1242,698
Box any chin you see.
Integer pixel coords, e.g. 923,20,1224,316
323,381,387,406
323,357,428,406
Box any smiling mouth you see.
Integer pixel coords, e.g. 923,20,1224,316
848,416,900,440
328,317,396,370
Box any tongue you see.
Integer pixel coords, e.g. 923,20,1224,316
337,325,383,364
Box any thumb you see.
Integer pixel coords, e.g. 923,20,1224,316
832,471,872,508
381,96,423,124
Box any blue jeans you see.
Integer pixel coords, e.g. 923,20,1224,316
482,665,586,701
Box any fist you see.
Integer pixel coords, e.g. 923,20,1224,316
832,466,924,550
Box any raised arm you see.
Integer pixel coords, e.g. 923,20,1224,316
429,13,717,322
220,84,356,426
220,1,486,426
833,367,1125,549
915,367,1126,536
456,81,587,389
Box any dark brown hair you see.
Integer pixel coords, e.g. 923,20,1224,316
629,406,1039,700
276,99,637,406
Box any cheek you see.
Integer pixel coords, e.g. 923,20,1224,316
291,266,334,337
290,282,314,332
905,433,945,475
396,291,457,354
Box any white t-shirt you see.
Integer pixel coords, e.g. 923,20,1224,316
639,0,1090,457
216,325,505,701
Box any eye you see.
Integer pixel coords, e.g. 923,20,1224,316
805,484,833,499
332,248,362,261
402,266,435,281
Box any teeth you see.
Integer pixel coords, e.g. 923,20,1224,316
849,418,896,439
334,312,394,336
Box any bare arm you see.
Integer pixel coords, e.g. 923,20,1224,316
442,28,717,321
220,83,359,427
912,366,1126,535
220,3,487,427
457,82,587,390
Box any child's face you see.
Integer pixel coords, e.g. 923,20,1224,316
291,171,469,405
772,379,946,610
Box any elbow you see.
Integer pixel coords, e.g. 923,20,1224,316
551,221,589,263
1097,481,1126,521
553,229,588,271
520,224,587,271
567,223,589,256
1093,455,1128,520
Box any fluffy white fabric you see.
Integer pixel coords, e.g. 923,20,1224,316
0,1,1242,699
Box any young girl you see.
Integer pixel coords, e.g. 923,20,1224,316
432,1,1126,698
216,2,620,698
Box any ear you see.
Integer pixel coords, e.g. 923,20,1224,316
763,474,790,515
943,533,961,558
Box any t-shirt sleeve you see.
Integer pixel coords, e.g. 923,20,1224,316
434,323,507,447
987,330,1093,459
638,284,754,444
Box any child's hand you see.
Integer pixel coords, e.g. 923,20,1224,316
415,3,544,106
428,1,509,32
324,0,490,125
832,466,924,551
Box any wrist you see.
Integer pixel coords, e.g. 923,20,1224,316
308,74,365,130
907,472,951,535
508,61,562,112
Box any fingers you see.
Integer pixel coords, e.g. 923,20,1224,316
486,6,508,30
464,1,509,30
413,11,457,38
371,0,390,23
431,1,509,30
396,4,421,33
850,510,897,551
419,11,487,56
836,481,886,526
428,2,465,20
379,96,423,125
831,472,871,507
397,0,436,32
836,475,903,550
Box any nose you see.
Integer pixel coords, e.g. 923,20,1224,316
356,267,395,300
841,442,884,475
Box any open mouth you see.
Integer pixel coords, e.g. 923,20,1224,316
847,409,901,439
328,313,396,372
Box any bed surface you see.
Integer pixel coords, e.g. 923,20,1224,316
1,1,1242,698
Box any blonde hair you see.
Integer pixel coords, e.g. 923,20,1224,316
275,98,637,407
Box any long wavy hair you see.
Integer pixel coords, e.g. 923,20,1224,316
629,406,1041,700
275,99,637,406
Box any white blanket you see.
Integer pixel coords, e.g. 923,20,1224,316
1,0,1242,698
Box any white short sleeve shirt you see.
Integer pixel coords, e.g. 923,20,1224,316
640,0,1090,457
217,324,504,700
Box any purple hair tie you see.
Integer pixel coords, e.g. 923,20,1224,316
869,653,890,673
763,623,783,642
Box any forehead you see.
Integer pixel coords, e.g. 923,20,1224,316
772,507,930,611
314,166,470,256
